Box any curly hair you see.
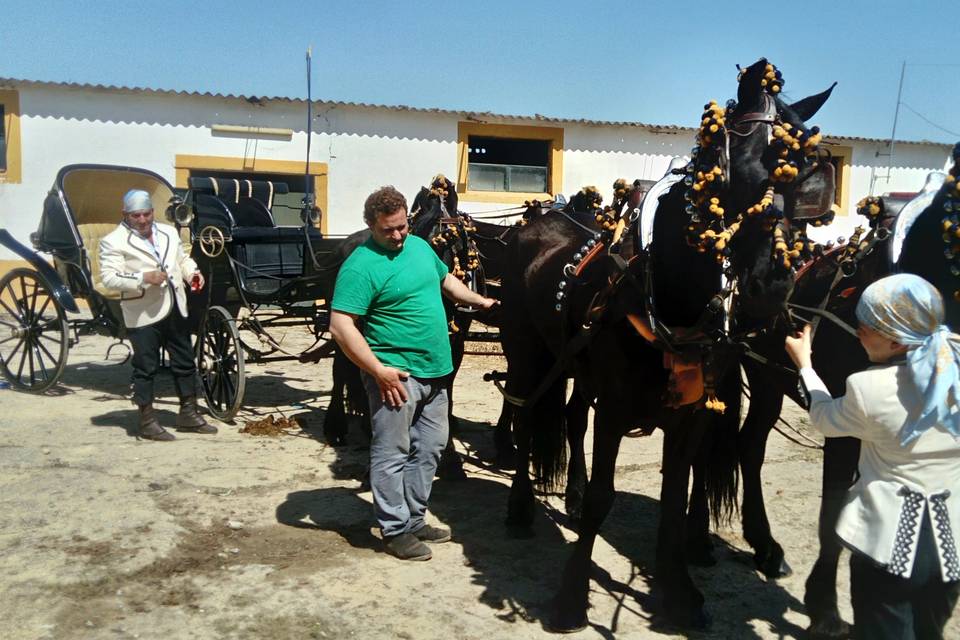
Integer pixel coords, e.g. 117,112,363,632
363,186,408,225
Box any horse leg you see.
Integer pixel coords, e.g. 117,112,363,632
738,369,791,578
493,398,517,470
551,409,623,632
563,381,590,523
685,446,715,567
437,332,467,481
506,406,536,537
657,414,711,629
506,377,564,536
804,436,859,639
323,351,350,446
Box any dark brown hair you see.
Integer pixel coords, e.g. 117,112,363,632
363,186,407,225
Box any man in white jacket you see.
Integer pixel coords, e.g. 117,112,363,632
99,189,216,441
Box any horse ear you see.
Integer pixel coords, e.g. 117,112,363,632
789,82,837,121
736,58,769,107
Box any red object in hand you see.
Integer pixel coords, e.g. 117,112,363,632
190,273,203,292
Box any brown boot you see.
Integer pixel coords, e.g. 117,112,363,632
138,404,175,441
175,396,217,434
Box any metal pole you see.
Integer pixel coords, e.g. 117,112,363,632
886,61,906,184
305,46,313,205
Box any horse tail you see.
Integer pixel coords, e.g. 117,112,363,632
528,378,569,493
705,368,742,526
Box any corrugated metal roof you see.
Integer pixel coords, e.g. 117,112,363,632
0,76,951,148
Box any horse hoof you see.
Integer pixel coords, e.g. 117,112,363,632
807,615,851,640
758,556,792,579
755,544,792,579
546,609,588,634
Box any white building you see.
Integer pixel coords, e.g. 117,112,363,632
0,77,952,270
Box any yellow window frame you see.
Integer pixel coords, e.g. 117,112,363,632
824,144,852,216
0,89,22,184
457,122,563,204
174,154,329,233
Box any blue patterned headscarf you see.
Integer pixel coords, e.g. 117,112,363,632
856,274,960,445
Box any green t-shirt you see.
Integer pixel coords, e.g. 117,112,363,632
331,234,452,378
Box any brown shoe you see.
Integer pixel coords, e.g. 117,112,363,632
383,533,432,561
411,524,451,543
175,396,217,434
138,404,175,441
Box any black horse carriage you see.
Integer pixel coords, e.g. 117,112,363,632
0,163,347,420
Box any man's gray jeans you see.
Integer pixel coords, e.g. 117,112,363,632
362,373,449,538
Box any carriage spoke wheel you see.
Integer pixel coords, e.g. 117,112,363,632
0,268,69,392
196,305,245,421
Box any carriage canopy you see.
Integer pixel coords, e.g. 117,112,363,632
37,164,175,250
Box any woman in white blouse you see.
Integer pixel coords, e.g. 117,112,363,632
785,273,960,640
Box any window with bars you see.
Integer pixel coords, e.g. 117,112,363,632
467,135,549,193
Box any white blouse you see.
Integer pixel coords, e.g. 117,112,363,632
800,363,960,582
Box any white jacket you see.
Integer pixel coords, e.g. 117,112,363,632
801,364,960,582
99,222,198,329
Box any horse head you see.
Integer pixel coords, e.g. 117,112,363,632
408,174,481,294
562,186,604,215
686,58,836,322
409,173,458,237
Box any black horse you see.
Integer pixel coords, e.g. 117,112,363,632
727,144,960,639
498,59,836,631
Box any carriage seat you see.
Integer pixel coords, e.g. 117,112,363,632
188,177,289,207
77,223,123,300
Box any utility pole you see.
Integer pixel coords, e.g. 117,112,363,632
886,60,906,184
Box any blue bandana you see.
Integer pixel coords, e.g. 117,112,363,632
122,189,153,213
856,274,960,445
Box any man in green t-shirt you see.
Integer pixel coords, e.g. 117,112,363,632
330,185,496,561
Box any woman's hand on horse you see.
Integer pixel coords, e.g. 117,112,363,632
375,365,409,407
785,324,814,369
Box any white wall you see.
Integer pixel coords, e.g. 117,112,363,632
0,83,951,260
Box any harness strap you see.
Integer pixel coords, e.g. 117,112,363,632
788,302,858,338
498,323,600,408
574,241,606,277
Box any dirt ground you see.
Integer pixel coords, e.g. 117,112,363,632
1,322,957,640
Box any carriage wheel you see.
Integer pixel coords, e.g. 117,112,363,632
196,305,245,421
0,268,70,392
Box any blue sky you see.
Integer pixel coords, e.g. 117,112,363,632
2,0,957,143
